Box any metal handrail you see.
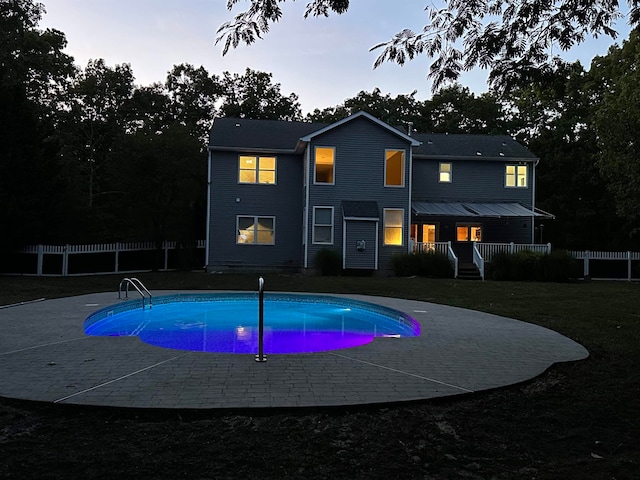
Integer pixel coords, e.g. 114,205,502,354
118,277,153,309
255,276,266,362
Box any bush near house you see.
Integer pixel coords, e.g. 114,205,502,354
392,251,455,278
315,248,342,275
486,250,580,282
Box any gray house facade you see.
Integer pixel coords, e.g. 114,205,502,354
206,111,549,273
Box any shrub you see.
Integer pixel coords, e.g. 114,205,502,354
315,248,342,275
486,249,579,282
392,251,454,278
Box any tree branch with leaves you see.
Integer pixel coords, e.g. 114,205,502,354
216,0,639,91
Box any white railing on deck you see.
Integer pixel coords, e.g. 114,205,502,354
12,240,205,276
569,250,640,281
476,242,551,263
473,244,484,280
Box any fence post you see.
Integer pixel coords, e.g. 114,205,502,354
163,241,169,271
547,242,552,254
628,251,632,282
62,245,69,276
584,250,590,279
36,244,43,276
115,242,120,273
510,242,515,254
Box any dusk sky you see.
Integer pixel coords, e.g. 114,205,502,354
39,0,632,113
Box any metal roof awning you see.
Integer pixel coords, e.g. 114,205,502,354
412,202,554,218
342,201,380,220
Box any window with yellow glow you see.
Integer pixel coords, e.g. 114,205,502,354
237,216,275,245
239,156,276,184
385,150,405,187
505,164,527,187
423,224,436,242
315,147,335,184
439,163,452,182
384,209,404,245
456,224,482,242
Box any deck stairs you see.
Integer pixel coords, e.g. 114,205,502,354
457,262,483,280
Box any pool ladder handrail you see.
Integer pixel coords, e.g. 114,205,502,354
118,277,153,309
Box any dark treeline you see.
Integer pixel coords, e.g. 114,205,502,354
2,0,640,252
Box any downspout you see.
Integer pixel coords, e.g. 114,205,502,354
303,145,311,269
407,147,413,253
532,159,539,244
205,148,212,269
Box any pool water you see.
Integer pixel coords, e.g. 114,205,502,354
84,293,420,354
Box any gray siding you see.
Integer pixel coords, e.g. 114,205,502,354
208,150,304,270
305,117,412,272
412,158,534,205
344,220,378,269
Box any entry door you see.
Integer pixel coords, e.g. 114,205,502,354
343,220,378,270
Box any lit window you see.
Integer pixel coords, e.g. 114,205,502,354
385,150,405,187
384,209,404,246
237,216,275,245
239,156,276,184
315,147,335,184
313,207,333,244
423,224,436,242
506,165,527,187
457,224,482,242
439,163,452,183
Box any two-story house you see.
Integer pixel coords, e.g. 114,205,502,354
206,111,551,274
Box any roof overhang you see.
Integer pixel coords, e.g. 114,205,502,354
300,111,421,147
342,200,380,220
412,202,554,219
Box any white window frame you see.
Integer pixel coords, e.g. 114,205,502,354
236,215,276,245
312,206,334,245
238,155,277,185
384,149,405,187
505,164,528,188
314,146,336,185
439,162,452,183
383,208,404,246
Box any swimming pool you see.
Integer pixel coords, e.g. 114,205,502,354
84,293,420,354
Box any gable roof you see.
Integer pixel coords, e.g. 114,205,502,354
300,111,421,146
411,133,537,161
209,117,328,152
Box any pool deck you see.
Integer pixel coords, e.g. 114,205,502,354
0,291,588,410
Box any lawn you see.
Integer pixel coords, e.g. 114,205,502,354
1,272,638,479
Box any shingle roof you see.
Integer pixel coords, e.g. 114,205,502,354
411,132,537,160
209,117,328,151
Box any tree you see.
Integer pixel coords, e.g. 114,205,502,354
0,0,75,247
165,63,220,141
218,68,301,120
305,88,422,127
591,29,640,232
420,84,506,133
217,0,639,91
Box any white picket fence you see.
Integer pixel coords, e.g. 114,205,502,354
569,250,640,281
12,240,206,276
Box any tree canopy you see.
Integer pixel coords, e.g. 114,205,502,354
217,0,639,91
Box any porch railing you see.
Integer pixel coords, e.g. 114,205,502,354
569,250,640,281
413,241,551,280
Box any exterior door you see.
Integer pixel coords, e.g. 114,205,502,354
343,219,378,269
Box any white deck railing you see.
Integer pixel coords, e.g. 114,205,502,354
11,240,205,276
569,250,640,281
